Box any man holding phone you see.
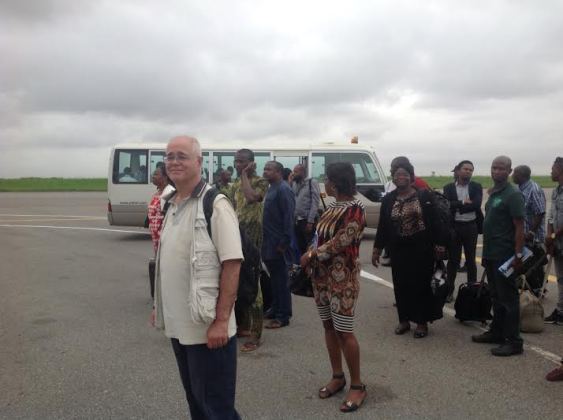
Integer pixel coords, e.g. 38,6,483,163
227,149,269,352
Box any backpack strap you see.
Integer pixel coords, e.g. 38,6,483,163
161,191,176,217
202,187,220,237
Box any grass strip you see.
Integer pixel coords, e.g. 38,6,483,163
0,178,107,192
0,176,555,192
420,175,554,189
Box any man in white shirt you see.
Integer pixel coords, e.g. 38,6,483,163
152,135,243,419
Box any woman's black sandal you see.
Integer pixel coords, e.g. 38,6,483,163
318,373,346,399
340,384,367,413
413,325,428,338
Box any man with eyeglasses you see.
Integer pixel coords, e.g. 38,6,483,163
151,135,243,419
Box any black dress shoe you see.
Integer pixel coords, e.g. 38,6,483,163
471,331,504,344
491,342,523,357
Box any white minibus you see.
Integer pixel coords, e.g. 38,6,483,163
107,140,387,228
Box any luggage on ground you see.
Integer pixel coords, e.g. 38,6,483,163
454,271,493,322
518,254,552,333
519,275,544,333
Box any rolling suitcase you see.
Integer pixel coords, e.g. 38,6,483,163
454,271,493,323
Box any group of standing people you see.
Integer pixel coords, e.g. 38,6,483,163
373,154,563,378
146,136,370,417
145,136,562,418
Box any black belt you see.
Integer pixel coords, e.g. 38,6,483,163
454,220,476,224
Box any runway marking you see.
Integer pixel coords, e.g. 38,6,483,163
0,214,106,219
0,224,149,235
360,270,562,365
0,218,104,223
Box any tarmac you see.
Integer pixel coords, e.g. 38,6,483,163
0,192,561,419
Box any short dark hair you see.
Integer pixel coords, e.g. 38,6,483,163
554,157,563,170
282,167,292,181
390,156,410,170
236,149,255,162
457,160,474,170
266,160,284,174
326,162,356,196
391,161,415,182
155,161,168,177
514,165,531,180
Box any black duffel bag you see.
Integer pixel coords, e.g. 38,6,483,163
454,271,493,323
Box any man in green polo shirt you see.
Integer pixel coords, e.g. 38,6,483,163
472,156,525,357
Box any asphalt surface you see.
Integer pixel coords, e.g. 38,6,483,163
1,192,562,419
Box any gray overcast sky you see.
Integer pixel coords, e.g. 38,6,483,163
1,0,562,177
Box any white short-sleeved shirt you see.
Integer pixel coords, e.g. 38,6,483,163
159,185,243,345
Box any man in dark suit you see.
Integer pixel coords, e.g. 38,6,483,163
443,160,483,302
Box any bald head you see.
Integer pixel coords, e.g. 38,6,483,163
293,164,306,182
165,135,203,189
492,155,512,170
167,135,202,158
491,155,512,185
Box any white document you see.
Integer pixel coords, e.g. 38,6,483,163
498,247,533,278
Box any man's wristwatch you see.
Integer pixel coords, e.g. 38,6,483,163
515,252,523,259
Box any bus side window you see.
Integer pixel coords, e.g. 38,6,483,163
150,151,165,179
202,152,210,182
254,152,271,177
311,153,326,181
113,150,148,184
212,152,235,183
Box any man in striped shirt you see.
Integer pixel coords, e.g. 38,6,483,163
512,165,546,244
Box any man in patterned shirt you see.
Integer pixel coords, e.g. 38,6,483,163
227,149,269,352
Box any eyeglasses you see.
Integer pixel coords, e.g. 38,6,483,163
164,154,190,163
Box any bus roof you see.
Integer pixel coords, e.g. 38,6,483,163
111,141,377,152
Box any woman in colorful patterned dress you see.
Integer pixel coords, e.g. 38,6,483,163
372,160,445,338
300,162,367,413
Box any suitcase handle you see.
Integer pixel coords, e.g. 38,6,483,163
476,270,487,298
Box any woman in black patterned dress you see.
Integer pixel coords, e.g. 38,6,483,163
372,160,446,338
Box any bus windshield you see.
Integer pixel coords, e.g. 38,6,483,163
311,152,382,184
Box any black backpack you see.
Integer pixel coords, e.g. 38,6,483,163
418,190,454,253
202,187,261,308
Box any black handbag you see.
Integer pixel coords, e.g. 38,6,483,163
289,266,314,298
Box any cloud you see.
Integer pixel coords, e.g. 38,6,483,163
1,0,562,177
